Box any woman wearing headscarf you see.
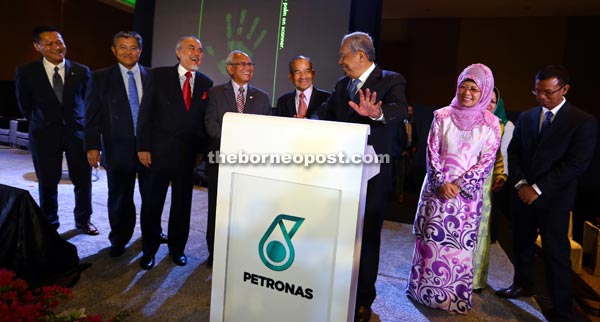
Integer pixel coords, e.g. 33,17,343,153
406,63,501,314
472,87,508,293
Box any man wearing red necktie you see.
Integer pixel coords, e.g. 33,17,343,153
136,36,213,270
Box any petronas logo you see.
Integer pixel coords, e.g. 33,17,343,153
258,214,305,271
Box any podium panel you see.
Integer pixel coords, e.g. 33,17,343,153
210,113,378,322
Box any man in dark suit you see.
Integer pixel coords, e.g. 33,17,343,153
276,55,330,118
136,36,213,270
85,31,166,257
204,50,272,266
393,104,418,203
313,31,407,322
15,26,97,235
495,65,597,322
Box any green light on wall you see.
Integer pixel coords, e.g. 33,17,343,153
121,0,135,7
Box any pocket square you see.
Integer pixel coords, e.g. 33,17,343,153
202,91,208,100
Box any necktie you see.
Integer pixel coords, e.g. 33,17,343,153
540,111,553,133
127,71,140,133
237,87,245,113
52,66,63,103
348,78,359,100
183,71,192,111
405,120,412,146
297,92,308,118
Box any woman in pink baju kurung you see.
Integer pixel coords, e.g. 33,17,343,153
406,63,501,314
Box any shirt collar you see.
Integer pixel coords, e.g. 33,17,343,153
178,64,194,79
296,85,313,97
118,63,139,74
42,57,65,70
543,97,567,116
356,62,376,85
231,80,247,93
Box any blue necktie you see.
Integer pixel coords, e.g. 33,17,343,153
540,111,553,133
348,78,359,100
127,71,140,134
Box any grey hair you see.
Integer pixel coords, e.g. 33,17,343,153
175,36,201,51
341,31,376,61
225,50,250,65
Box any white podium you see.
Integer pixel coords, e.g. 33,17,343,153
209,113,379,322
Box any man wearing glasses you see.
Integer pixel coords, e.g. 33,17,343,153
85,31,167,258
15,26,97,235
496,65,597,322
204,50,272,266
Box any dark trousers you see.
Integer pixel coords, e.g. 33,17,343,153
356,167,391,308
511,196,573,318
206,160,218,259
140,163,194,257
29,128,92,226
106,157,145,248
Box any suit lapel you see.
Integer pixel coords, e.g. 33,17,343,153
62,60,72,102
171,66,187,111
110,66,128,103
223,82,237,112
245,86,258,113
36,59,61,104
307,88,328,116
287,92,296,116
539,103,568,144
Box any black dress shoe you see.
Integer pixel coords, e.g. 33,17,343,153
495,284,534,299
140,255,155,270
159,233,168,244
76,222,99,235
109,246,125,257
172,254,187,266
355,305,372,322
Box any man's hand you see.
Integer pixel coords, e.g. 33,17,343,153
438,183,460,200
348,88,383,119
87,150,100,168
138,151,152,168
517,185,539,205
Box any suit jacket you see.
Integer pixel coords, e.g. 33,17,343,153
204,81,272,151
84,64,150,169
314,65,407,157
275,87,331,118
136,65,213,169
508,102,597,210
15,58,91,135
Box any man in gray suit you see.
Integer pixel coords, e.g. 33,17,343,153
204,50,272,266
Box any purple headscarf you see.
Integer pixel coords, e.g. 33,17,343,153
449,63,495,130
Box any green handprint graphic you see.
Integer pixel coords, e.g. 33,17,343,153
204,9,268,77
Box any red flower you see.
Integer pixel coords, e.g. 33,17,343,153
0,268,127,322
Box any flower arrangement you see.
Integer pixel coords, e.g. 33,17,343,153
0,268,127,322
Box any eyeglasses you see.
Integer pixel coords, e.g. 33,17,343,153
531,84,565,97
230,62,255,67
116,45,140,52
458,84,481,93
